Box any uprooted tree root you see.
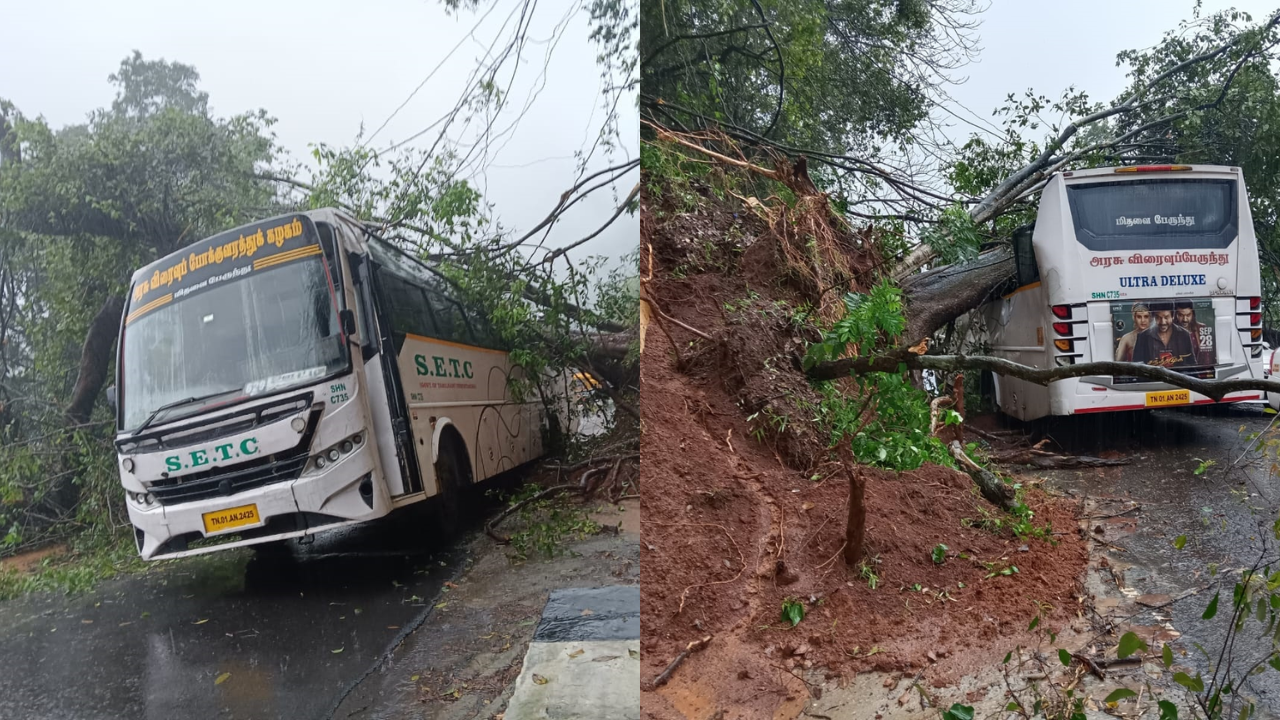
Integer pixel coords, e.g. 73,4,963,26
644,122,880,320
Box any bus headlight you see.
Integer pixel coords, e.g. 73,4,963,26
291,416,307,433
327,448,341,462
122,458,135,473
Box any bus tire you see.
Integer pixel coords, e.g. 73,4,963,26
432,433,472,538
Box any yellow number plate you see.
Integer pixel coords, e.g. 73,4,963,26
202,504,261,534
1145,389,1191,408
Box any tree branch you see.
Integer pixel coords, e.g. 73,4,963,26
807,351,1279,403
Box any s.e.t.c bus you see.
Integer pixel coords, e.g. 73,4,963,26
983,165,1265,420
112,209,547,559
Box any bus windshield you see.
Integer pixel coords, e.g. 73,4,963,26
1066,178,1238,252
120,257,346,431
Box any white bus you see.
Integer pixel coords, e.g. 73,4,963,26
111,209,548,559
983,165,1265,421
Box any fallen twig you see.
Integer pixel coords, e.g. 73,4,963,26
965,425,1007,442
1071,652,1106,680
652,635,713,687
485,484,580,544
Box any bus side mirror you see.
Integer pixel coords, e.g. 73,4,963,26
105,385,117,412
1012,226,1039,287
340,309,357,337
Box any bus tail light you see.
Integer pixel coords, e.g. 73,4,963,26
1113,165,1192,173
1055,356,1075,367
1051,305,1071,319
1251,297,1262,310
1251,313,1262,326
1053,339,1074,352
1252,329,1263,341
1253,345,1265,358
1052,322,1072,336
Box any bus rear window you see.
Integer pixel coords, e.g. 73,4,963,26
1065,178,1237,251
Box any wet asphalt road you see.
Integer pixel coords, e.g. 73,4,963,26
0,501,485,720
1016,403,1280,713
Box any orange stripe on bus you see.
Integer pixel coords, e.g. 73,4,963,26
252,244,322,270
125,294,173,324
1002,280,1042,299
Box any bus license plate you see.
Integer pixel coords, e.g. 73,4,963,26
202,504,261,534
1145,390,1190,408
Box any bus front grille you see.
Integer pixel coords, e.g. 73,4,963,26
148,454,310,505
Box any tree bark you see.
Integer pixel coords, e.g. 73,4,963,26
839,446,866,566
899,246,1014,345
806,351,1280,403
65,295,124,426
950,441,1015,511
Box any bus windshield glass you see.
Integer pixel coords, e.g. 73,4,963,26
1066,178,1238,252
121,254,345,432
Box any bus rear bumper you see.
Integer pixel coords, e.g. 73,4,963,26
1064,389,1262,415
131,447,392,560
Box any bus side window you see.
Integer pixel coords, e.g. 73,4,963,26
425,289,475,346
1013,225,1039,287
316,222,343,296
377,270,439,339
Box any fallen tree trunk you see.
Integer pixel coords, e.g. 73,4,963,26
990,450,1130,469
899,247,1014,345
807,351,1280,403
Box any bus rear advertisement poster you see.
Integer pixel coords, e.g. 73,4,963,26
1110,297,1216,382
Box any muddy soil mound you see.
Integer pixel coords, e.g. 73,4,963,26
640,193,1088,720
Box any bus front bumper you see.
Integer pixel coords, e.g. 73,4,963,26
128,444,389,560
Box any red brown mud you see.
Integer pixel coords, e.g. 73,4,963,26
0,544,67,574
640,193,1089,720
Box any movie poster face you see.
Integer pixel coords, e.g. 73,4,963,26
1111,298,1216,382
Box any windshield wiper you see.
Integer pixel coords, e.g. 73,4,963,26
134,390,236,433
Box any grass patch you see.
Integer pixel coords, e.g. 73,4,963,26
0,527,145,601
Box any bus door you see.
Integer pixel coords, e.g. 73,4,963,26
350,253,425,497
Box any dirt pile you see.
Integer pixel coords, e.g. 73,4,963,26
640,188,1089,719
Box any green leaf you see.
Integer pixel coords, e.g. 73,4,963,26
1173,672,1205,693
1105,688,1138,703
1117,631,1147,659
1163,643,1174,667
781,599,805,627
1174,535,1187,549
1158,700,1179,720
1267,655,1280,672
941,704,974,720
1005,702,1020,712
1204,592,1221,620
1058,648,1072,666
1002,651,1012,664
931,544,948,565
1028,616,1040,632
